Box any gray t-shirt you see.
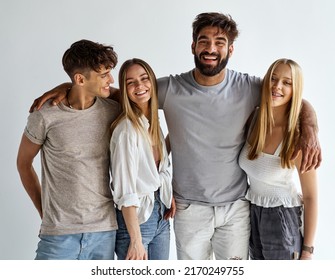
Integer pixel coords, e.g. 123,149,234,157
158,69,261,206
24,98,120,235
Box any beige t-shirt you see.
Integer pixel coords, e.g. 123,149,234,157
24,98,120,235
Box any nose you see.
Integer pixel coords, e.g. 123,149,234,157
108,73,114,84
134,80,143,89
205,40,217,53
273,80,282,89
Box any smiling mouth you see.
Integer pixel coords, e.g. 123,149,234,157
200,51,219,61
135,90,147,96
201,54,219,62
272,92,283,97
203,55,218,61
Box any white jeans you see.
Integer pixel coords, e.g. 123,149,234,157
174,199,250,260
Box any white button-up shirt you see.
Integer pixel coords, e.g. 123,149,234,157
110,116,172,224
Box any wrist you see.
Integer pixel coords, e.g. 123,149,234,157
302,244,314,254
300,250,312,260
130,236,143,245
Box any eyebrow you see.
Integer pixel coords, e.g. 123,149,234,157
272,74,292,80
198,35,228,42
126,72,148,81
100,69,111,76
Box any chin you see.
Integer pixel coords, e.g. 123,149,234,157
101,91,110,98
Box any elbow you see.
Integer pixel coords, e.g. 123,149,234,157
16,154,24,174
16,154,31,176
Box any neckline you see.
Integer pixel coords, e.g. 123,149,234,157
190,69,228,90
246,141,282,157
262,142,282,156
60,97,98,112
66,96,97,110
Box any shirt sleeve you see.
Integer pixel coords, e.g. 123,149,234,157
157,76,169,110
251,76,262,108
110,127,140,210
24,110,46,145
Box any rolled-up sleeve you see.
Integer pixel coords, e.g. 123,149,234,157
110,129,140,210
24,110,46,145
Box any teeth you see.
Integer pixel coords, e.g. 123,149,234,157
136,91,146,95
204,55,217,60
272,92,283,97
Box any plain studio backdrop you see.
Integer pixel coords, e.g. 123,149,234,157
0,0,334,260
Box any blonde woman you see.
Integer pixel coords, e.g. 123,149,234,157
239,59,318,260
110,58,175,260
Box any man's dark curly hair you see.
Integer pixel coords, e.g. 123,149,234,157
62,39,117,80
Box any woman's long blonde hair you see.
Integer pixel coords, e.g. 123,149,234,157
111,58,163,160
247,58,304,168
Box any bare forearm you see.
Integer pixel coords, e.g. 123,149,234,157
300,198,317,260
121,206,147,260
18,166,42,218
55,82,72,91
29,82,72,112
300,99,318,131
294,99,322,172
122,206,142,242
302,198,318,246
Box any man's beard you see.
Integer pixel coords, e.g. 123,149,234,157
194,52,229,76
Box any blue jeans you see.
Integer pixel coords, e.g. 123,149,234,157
35,230,116,260
115,194,170,260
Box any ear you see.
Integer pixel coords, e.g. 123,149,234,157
228,44,234,58
191,42,196,55
73,73,85,85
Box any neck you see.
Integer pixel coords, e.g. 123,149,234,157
139,103,150,120
273,105,288,127
193,68,226,86
66,89,96,110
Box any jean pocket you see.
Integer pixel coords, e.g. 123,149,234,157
280,207,301,238
176,202,191,211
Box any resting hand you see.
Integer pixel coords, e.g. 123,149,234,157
164,196,176,219
126,239,148,260
29,82,71,113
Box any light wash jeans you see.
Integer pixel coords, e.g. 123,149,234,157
115,194,170,260
35,230,116,260
174,198,250,260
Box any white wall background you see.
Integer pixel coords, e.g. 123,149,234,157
0,0,334,260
